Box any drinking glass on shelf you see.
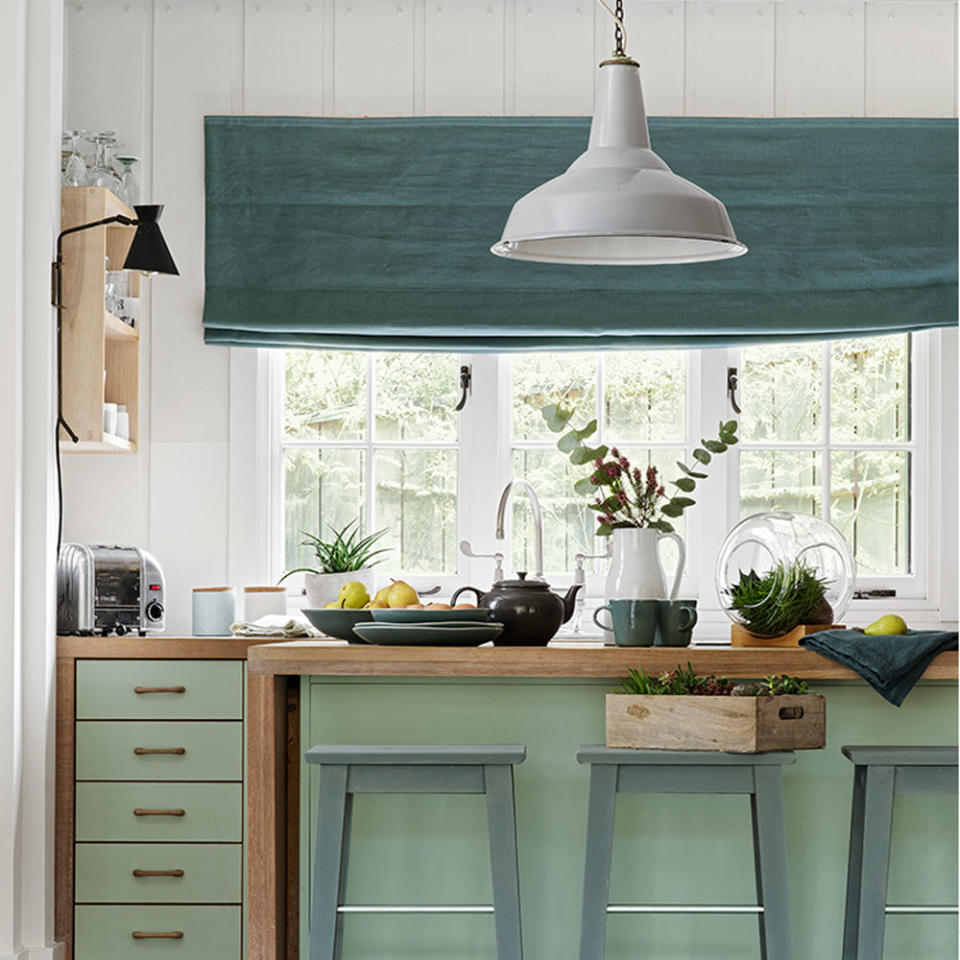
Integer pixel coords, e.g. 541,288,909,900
85,132,121,193
114,155,140,206
62,130,87,187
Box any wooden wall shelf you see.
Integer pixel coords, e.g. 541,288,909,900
59,187,141,454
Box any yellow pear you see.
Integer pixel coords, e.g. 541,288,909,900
864,614,908,636
363,599,389,609
337,581,370,610
323,600,342,609
386,579,419,608
373,584,392,605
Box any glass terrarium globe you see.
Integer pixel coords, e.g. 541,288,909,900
715,512,856,631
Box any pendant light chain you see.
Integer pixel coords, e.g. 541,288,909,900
595,0,628,57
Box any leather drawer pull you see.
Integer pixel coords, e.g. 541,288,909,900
134,685,186,694
134,747,186,756
133,869,185,878
132,931,184,940
133,808,185,817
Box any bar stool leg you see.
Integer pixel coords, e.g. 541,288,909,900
843,765,895,960
484,764,524,960
579,764,618,960
750,765,792,960
310,764,352,960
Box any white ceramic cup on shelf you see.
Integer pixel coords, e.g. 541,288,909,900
243,586,287,622
103,401,117,435
192,586,237,636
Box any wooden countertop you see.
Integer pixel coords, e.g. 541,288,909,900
56,635,282,659
246,639,958,681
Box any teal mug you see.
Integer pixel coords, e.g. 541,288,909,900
655,599,698,647
593,599,660,647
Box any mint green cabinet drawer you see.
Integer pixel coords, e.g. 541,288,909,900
76,782,242,842
75,843,242,904
76,660,243,720
75,905,240,960
76,721,242,781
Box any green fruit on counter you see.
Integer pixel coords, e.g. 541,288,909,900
864,614,908,636
337,581,370,609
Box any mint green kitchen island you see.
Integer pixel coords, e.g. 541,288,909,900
246,642,958,960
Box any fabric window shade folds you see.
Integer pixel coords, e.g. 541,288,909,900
203,116,957,352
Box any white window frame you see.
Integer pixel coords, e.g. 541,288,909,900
229,328,957,636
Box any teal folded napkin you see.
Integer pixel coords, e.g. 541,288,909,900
799,629,958,706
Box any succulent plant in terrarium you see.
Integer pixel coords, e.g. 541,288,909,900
726,560,834,638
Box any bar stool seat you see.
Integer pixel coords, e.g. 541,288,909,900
577,745,797,960
841,744,959,960
306,743,526,960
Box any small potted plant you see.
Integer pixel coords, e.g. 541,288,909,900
279,519,389,608
725,559,839,646
606,664,825,753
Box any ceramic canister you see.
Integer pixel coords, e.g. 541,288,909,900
192,586,237,636
243,586,287,622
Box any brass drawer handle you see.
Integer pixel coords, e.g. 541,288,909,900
134,685,186,694
132,931,184,940
132,868,185,878
134,747,186,756
133,808,185,817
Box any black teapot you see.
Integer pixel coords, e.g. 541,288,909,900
451,573,581,646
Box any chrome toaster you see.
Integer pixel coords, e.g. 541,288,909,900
57,544,166,636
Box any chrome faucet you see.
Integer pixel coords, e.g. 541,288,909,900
495,480,544,580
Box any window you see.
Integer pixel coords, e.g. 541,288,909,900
270,331,950,619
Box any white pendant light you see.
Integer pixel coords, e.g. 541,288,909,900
491,1,746,266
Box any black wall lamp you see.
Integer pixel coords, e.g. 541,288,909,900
51,203,179,549
51,203,178,443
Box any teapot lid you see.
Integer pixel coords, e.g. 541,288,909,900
493,571,551,590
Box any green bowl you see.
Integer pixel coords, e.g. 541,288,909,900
371,608,493,624
302,608,373,642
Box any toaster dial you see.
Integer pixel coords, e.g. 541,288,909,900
145,600,165,623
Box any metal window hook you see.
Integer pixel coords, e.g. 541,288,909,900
726,366,742,415
454,364,472,412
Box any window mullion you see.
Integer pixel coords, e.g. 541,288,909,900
365,353,376,543
821,339,831,520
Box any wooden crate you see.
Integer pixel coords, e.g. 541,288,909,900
730,623,844,647
605,694,826,753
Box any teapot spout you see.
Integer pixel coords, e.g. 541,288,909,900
559,583,583,624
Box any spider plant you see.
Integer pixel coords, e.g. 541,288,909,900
278,519,390,580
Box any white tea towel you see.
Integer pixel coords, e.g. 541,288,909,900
231,614,319,638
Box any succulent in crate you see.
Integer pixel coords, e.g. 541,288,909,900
726,560,833,637
617,665,807,697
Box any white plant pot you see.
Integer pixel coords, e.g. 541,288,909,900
304,568,375,609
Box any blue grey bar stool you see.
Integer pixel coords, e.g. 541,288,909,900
306,744,526,960
577,746,796,960
841,745,959,960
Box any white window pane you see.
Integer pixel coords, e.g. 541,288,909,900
831,450,910,576
512,353,597,442
603,352,686,443
740,343,822,442
374,449,458,575
740,450,822,518
283,350,366,440
831,335,910,443
374,353,458,443
283,448,365,572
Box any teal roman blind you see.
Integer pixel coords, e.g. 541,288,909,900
203,116,957,351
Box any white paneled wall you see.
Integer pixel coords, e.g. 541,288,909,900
62,0,958,634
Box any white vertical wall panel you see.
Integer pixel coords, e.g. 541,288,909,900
514,0,593,115
333,0,416,114
425,0,504,114
685,2,776,116
866,1,957,117
595,1,685,116
243,0,326,114
63,0,150,155
776,3,864,116
152,0,242,444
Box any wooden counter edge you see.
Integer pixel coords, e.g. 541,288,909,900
245,642,958,681
56,635,282,659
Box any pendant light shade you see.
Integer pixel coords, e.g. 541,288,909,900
492,59,746,265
